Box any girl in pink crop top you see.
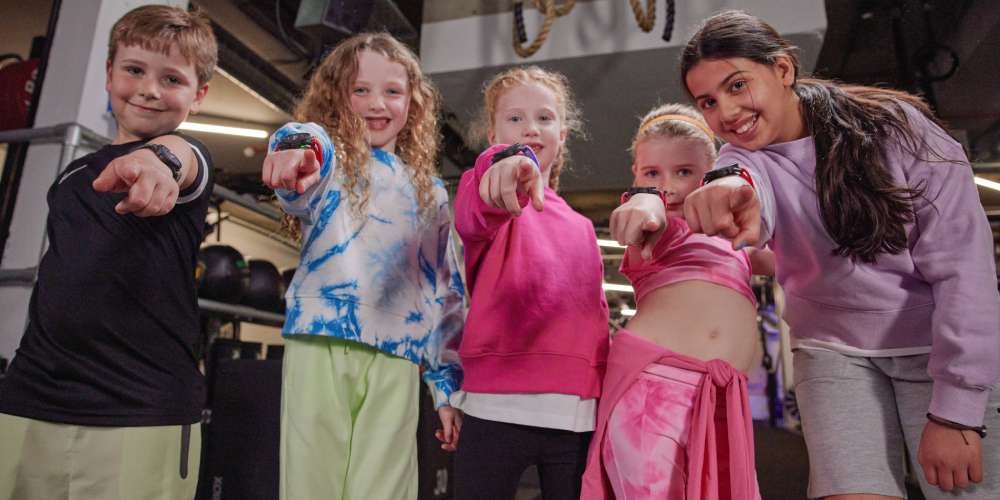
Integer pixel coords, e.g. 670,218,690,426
581,104,768,500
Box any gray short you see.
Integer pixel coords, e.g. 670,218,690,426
792,348,1000,499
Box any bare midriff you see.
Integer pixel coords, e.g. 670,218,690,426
626,280,761,373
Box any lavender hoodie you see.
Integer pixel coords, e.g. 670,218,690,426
719,104,1000,427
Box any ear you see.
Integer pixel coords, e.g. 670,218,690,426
487,127,496,145
774,55,796,87
105,60,113,92
630,162,639,178
188,83,209,115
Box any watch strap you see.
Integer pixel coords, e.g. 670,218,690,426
275,132,325,166
490,143,539,168
134,143,183,183
620,187,666,205
702,163,755,188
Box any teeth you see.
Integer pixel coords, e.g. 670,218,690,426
736,115,757,134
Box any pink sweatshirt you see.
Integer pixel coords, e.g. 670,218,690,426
454,144,610,398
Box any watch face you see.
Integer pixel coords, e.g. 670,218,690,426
142,143,183,180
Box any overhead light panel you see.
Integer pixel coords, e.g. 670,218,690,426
602,282,634,293
178,121,270,139
975,176,1000,192
597,239,625,249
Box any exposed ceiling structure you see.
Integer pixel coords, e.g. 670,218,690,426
2,0,997,211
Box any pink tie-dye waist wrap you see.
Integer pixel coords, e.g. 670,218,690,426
581,330,760,500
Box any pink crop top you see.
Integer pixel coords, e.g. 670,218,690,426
620,216,756,306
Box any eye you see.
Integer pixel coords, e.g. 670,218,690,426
730,79,747,93
125,66,143,76
643,169,659,178
677,168,693,177
698,98,715,110
353,87,368,95
164,75,182,86
508,115,522,123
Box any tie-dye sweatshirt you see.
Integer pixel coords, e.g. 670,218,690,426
270,122,465,408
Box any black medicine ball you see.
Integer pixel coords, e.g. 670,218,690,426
242,259,285,313
199,245,250,304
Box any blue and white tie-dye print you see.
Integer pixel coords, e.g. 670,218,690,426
270,122,465,408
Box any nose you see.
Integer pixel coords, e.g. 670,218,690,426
718,96,741,125
522,118,540,138
137,78,160,100
368,94,386,112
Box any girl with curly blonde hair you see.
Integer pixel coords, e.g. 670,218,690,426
261,33,465,500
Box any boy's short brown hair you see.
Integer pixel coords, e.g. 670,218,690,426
108,5,218,85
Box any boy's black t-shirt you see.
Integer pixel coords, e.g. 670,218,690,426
0,133,213,426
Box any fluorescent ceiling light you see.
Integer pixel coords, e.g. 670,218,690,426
620,308,636,317
975,176,1000,192
597,239,626,249
178,121,269,139
602,282,634,293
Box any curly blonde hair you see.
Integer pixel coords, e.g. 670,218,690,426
630,103,717,164
471,66,584,192
294,32,441,221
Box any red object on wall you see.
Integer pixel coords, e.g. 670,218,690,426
0,58,40,131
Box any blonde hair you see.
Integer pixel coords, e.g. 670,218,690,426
472,66,584,192
108,5,217,86
294,32,441,222
631,103,717,164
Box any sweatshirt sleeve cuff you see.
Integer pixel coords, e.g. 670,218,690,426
929,379,991,427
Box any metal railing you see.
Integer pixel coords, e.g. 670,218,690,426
0,122,288,325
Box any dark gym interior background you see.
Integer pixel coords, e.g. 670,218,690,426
1,1,998,499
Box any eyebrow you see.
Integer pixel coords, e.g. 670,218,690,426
692,70,746,101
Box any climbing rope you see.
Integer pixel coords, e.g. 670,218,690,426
628,0,656,32
513,0,576,58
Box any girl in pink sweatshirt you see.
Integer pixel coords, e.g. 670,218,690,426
451,66,609,500
581,103,764,500
681,10,1000,500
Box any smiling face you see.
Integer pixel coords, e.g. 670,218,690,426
684,56,806,151
105,43,207,144
489,81,567,180
632,136,713,217
349,49,411,154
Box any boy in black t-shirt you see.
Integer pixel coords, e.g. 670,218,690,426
0,6,217,499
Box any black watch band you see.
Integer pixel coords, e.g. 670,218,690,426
275,132,314,151
490,143,539,167
135,143,183,183
701,163,742,185
620,187,665,205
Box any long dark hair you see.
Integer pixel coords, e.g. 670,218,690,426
681,10,948,263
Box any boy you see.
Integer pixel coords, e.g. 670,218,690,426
0,5,217,499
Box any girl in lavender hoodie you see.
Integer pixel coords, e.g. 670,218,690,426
680,10,999,500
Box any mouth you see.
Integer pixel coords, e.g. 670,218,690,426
729,113,759,138
128,102,164,113
666,202,684,212
365,117,391,131
525,143,544,154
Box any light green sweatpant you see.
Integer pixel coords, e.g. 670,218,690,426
280,335,419,500
0,413,200,500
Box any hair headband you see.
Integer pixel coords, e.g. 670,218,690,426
637,114,715,141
